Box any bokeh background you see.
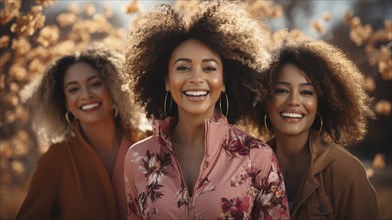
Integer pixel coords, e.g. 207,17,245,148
0,0,391,219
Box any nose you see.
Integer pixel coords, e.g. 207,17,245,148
189,67,204,84
288,92,300,106
80,86,92,99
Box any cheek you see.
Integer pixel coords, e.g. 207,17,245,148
166,73,184,90
270,96,285,110
305,99,318,114
209,76,224,91
101,89,114,106
65,94,76,108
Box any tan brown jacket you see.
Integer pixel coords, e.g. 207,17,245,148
16,125,131,220
269,134,379,220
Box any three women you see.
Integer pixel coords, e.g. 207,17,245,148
17,2,379,220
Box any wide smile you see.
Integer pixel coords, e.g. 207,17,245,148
80,102,101,112
183,90,209,101
183,90,209,97
280,112,304,120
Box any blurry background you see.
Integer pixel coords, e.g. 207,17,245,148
0,0,391,219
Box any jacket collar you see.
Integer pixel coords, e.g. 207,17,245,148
309,134,336,175
267,133,335,175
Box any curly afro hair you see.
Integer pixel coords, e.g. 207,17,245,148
29,43,140,144
252,40,375,146
124,1,271,124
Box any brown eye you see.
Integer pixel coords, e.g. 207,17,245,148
204,66,216,72
67,87,79,93
274,88,288,94
176,66,190,71
301,90,314,96
91,82,103,87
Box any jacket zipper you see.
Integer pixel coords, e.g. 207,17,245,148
168,119,211,219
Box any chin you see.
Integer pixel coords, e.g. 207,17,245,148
79,117,107,125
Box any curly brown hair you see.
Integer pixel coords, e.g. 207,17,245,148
251,40,375,146
124,1,270,123
29,43,140,144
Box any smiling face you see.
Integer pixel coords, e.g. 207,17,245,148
268,63,318,137
63,62,114,125
166,39,225,119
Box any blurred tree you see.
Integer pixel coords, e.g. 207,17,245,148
0,0,390,219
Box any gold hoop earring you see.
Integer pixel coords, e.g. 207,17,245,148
164,92,172,118
219,91,229,117
113,106,119,117
317,113,323,135
65,111,74,124
264,113,270,135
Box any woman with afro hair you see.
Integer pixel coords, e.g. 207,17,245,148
16,44,142,220
251,40,379,219
123,1,289,219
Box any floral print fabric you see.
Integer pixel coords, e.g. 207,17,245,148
124,114,289,220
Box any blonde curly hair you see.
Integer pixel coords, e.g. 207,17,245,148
252,40,375,146
124,1,270,123
29,43,139,144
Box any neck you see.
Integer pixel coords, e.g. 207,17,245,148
171,110,212,147
274,129,310,164
79,118,122,152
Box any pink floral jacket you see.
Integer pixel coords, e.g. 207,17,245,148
124,113,289,220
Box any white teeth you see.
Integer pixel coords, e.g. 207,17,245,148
81,103,100,110
281,112,303,118
184,91,208,96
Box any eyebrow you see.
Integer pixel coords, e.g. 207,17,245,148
64,75,101,88
274,81,313,87
173,58,219,64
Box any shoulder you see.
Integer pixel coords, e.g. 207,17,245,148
318,140,368,180
328,143,365,169
231,126,272,147
312,136,365,170
128,135,156,152
225,126,275,157
125,136,157,160
37,139,73,166
32,138,77,181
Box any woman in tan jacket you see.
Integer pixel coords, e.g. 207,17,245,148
16,44,141,220
249,40,379,219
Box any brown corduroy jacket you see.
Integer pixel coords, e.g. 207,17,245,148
269,134,379,220
16,125,131,220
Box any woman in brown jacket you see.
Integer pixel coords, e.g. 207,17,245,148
16,44,141,220
249,40,379,219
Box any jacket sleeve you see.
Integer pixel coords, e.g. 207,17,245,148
15,162,58,220
335,163,379,220
252,148,290,220
124,150,143,220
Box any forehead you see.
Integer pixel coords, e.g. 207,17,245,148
63,62,100,83
169,39,221,62
276,63,311,84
